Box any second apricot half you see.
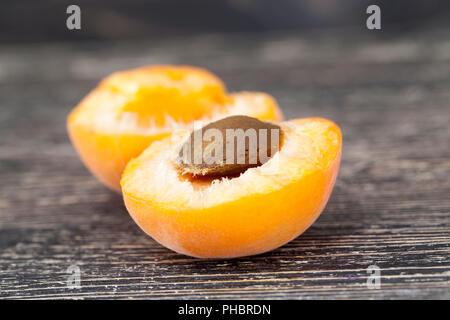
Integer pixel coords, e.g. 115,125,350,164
67,65,283,191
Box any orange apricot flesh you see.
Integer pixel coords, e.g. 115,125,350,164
121,117,342,258
67,65,283,191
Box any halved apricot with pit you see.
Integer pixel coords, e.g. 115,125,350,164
67,65,283,191
121,117,341,258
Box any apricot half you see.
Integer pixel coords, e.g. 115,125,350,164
121,117,341,258
67,65,283,191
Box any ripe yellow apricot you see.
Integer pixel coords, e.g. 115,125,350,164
121,117,342,258
67,65,283,191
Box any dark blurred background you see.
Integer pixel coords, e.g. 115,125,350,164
1,0,450,44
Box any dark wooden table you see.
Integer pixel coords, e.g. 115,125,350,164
1,29,449,299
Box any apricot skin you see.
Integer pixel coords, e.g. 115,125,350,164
121,118,341,258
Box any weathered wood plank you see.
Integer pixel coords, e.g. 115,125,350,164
0,29,449,299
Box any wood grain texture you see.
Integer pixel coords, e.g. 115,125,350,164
0,29,449,299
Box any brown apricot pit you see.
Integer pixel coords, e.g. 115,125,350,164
175,115,283,176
